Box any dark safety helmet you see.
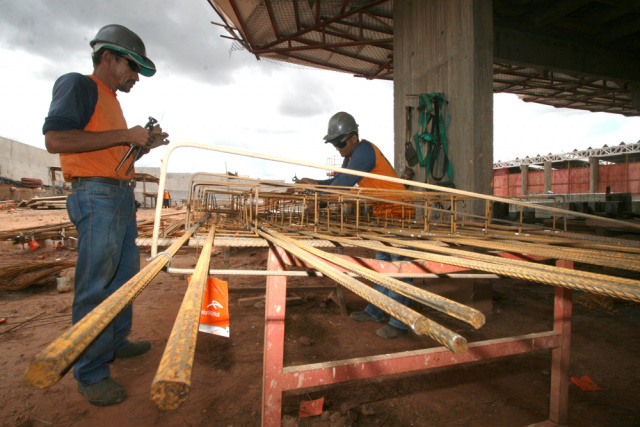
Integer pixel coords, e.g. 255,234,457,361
323,112,359,142
90,24,156,77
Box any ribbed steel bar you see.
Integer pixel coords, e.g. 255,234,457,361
261,224,485,329
151,221,217,411
313,229,640,300
345,222,640,273
150,143,640,259
274,221,637,293
314,235,640,302
461,227,640,255
165,267,498,279
439,236,640,272
23,214,211,389
251,224,469,354
348,232,640,289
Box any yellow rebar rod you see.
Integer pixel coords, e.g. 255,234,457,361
262,224,485,329
345,222,640,273
23,214,210,389
252,224,468,354
317,236,640,302
151,221,217,411
312,229,640,296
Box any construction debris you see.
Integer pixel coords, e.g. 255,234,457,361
0,261,75,291
19,196,67,209
20,178,44,189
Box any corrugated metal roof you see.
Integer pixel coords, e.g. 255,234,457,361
206,0,640,116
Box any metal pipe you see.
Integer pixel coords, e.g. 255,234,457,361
164,267,499,279
23,214,210,389
151,220,217,411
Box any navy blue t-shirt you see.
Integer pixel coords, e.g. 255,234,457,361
42,73,98,134
317,139,377,187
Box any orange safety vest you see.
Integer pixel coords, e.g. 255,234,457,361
353,142,414,219
59,75,132,181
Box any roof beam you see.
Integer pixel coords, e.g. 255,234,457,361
264,0,282,38
228,0,257,50
272,51,363,76
253,38,392,55
494,24,640,85
533,0,589,27
293,0,301,32
259,0,391,50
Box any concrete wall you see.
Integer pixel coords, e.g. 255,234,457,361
393,1,494,212
0,138,190,205
0,138,273,208
0,137,60,185
135,167,194,207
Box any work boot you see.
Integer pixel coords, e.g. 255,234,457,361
78,377,126,406
376,324,408,339
114,340,151,359
349,311,385,323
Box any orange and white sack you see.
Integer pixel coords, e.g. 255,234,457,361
199,278,230,337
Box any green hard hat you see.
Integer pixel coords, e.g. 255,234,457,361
90,24,156,77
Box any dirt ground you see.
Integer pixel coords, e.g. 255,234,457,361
1,207,639,427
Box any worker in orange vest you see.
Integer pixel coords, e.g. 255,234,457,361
298,112,414,340
163,189,170,208
42,24,166,406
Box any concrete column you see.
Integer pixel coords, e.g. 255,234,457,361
393,0,493,212
589,157,599,193
520,165,529,196
544,161,552,193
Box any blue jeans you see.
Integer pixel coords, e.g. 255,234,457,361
364,251,413,330
67,181,140,386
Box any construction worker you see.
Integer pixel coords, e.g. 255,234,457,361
163,189,171,208
298,112,415,339
42,24,169,406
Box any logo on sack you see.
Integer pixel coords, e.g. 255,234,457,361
207,300,224,310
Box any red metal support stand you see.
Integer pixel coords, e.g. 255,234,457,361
550,260,573,425
262,247,290,427
262,247,573,427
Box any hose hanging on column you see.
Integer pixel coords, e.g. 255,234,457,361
413,93,454,187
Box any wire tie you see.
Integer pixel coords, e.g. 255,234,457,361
147,251,173,268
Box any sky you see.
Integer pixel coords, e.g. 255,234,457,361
1,0,639,183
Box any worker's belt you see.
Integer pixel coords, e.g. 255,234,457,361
74,176,136,189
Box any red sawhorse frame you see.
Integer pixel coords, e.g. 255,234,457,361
261,247,573,427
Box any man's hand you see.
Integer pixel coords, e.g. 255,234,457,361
146,124,170,150
128,125,152,148
297,178,318,185
138,124,170,155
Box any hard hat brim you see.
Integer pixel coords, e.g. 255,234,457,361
95,43,156,77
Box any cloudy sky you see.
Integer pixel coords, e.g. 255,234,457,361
1,0,639,182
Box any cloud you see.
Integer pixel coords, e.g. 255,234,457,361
277,72,334,118
0,0,257,84
494,93,640,162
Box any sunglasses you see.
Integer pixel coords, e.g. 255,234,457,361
112,51,140,73
330,134,351,149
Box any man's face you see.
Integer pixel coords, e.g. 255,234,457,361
107,50,140,93
333,134,358,157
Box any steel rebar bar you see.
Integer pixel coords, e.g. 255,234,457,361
151,220,217,411
23,214,211,389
